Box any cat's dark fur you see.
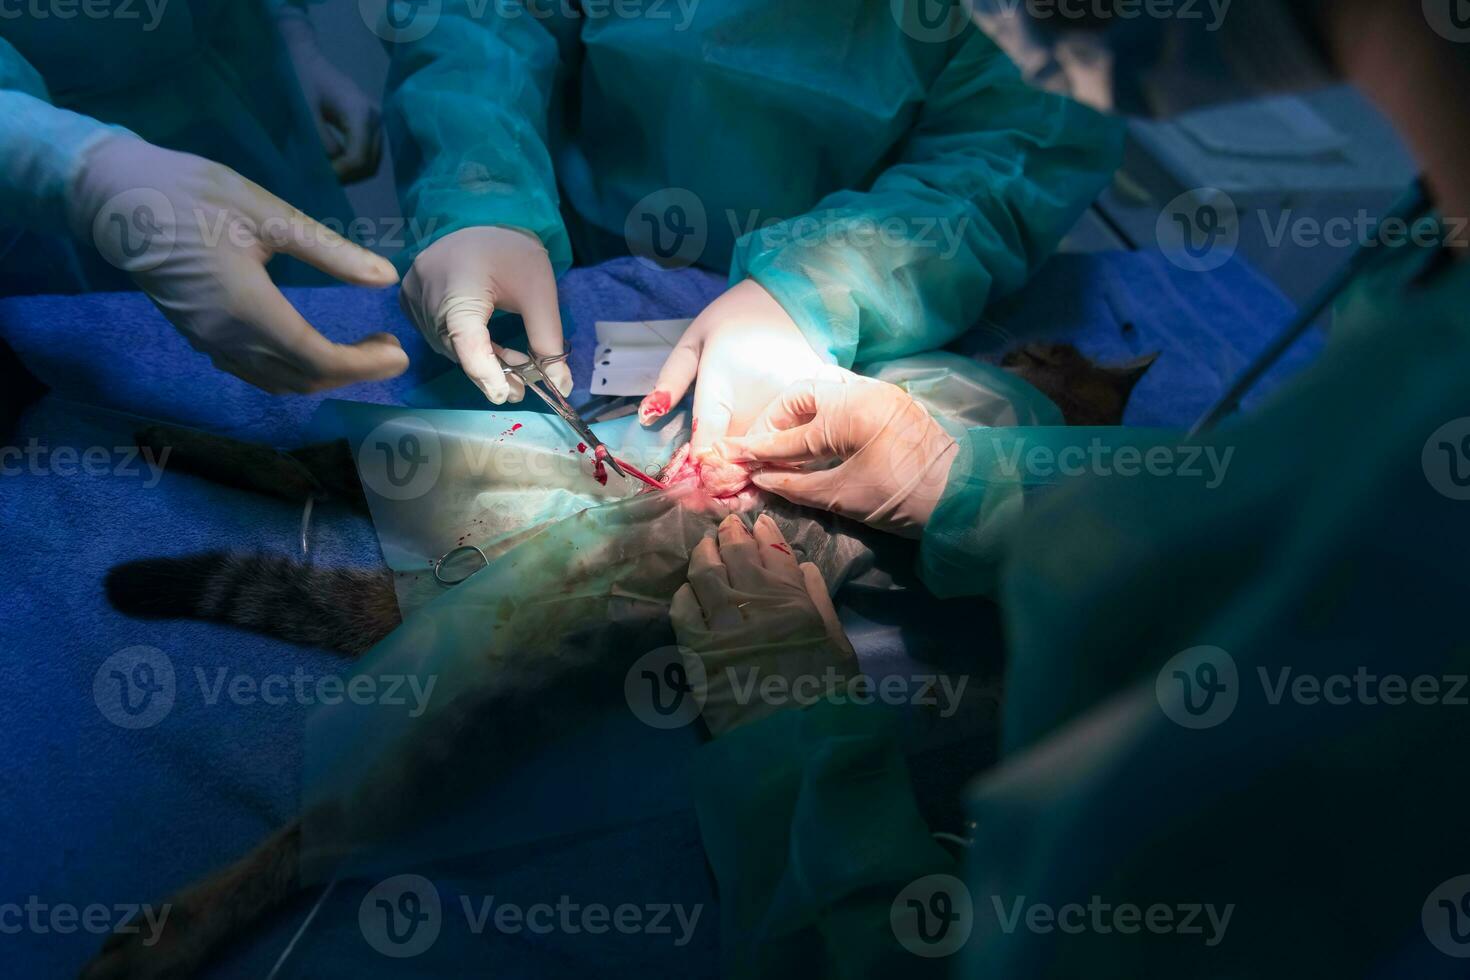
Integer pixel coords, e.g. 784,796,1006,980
82,342,1156,978
106,552,400,656
1001,343,1158,426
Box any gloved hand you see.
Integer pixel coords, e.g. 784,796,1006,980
719,370,960,538
671,513,856,737
639,278,832,453
399,226,572,405
276,10,382,184
68,134,408,394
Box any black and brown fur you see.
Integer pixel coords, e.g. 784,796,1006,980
1000,342,1158,426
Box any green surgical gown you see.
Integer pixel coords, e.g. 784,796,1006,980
0,0,351,294
382,0,1122,367
692,238,1470,977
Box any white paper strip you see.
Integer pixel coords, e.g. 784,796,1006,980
588,318,695,396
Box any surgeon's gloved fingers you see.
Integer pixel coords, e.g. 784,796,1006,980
262,198,399,287
515,278,573,398
717,379,831,463
444,308,513,404
716,515,765,593
400,288,450,361
315,114,344,161
669,582,709,636
751,513,804,586
689,536,741,629
760,378,824,431
719,420,835,466
210,353,315,396
324,97,381,184
233,267,409,390
799,562,852,656
749,467,843,516
691,398,734,457
641,334,702,425
489,343,533,403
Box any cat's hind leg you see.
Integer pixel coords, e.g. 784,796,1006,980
80,821,303,980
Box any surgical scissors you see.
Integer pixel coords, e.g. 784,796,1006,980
502,352,630,480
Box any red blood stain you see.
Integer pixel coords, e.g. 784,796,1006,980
511,423,522,432
640,390,672,421
593,458,608,485
577,442,587,454
770,543,792,555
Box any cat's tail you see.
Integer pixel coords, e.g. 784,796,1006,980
105,552,400,656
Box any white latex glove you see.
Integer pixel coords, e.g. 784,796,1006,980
718,370,960,538
639,279,832,454
671,514,856,737
277,12,382,184
399,226,572,405
68,134,407,394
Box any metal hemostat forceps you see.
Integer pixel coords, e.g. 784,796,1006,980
503,351,630,481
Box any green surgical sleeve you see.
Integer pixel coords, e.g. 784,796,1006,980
0,38,124,234
691,699,956,980
730,28,1123,368
381,0,573,274
920,427,1176,599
